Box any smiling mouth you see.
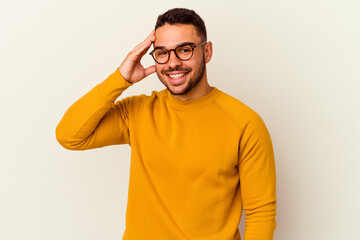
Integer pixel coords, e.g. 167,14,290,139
168,73,186,79
166,71,190,80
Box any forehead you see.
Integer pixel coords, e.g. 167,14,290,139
154,24,201,48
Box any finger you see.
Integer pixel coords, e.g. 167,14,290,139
129,41,154,62
144,65,156,77
132,31,155,52
132,31,155,56
138,36,155,56
146,30,155,39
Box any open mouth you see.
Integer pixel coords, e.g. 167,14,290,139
168,73,186,79
166,72,190,85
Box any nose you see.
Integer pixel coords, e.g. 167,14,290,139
167,50,182,68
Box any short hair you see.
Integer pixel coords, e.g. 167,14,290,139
155,8,207,41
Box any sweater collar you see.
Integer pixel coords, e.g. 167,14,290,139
166,87,219,110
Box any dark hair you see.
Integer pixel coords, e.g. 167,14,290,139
155,8,207,41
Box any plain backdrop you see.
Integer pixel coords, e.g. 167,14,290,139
1,0,359,239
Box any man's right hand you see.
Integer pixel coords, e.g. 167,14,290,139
118,31,156,84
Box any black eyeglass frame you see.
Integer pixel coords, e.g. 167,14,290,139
149,41,208,64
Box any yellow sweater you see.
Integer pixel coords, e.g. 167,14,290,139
56,69,277,240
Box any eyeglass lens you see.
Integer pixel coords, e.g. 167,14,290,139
153,45,193,63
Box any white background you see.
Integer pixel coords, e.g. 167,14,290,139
1,0,359,239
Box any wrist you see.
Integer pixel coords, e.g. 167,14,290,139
117,67,133,84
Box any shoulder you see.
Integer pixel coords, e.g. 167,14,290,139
115,89,167,109
129,89,166,103
213,89,265,131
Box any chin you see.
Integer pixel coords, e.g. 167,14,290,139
167,85,190,95
156,64,204,96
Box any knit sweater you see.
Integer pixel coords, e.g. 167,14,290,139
56,69,277,240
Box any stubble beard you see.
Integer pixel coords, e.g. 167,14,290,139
156,57,206,96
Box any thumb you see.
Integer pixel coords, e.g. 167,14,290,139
144,65,156,77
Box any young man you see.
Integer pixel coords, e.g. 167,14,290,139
56,8,277,240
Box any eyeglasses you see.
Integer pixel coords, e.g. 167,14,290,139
149,41,207,64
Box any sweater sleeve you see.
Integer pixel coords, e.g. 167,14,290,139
56,68,133,150
238,113,277,240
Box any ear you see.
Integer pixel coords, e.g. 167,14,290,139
204,41,213,63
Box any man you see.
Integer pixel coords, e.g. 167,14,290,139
56,8,277,240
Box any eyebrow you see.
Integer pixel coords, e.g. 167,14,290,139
153,42,196,50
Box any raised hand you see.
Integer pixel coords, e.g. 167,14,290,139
118,31,156,83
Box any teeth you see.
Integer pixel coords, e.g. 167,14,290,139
169,73,186,79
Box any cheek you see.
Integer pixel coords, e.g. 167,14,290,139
155,66,165,81
186,58,200,70
155,64,163,74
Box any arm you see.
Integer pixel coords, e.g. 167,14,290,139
55,70,133,150
56,31,156,150
238,114,277,240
